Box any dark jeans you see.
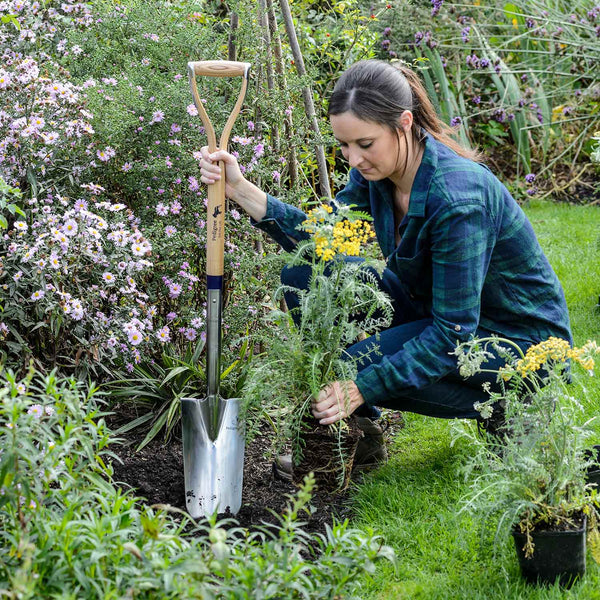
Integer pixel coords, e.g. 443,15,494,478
281,259,533,421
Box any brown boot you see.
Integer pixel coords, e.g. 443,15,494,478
352,416,388,472
273,453,293,482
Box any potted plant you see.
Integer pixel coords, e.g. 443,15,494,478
242,201,393,491
452,336,600,587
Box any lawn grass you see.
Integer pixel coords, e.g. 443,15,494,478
352,201,600,599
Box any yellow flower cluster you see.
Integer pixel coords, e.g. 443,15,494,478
302,204,374,262
515,337,598,378
303,203,333,231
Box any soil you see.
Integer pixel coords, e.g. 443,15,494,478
106,404,402,532
292,418,363,491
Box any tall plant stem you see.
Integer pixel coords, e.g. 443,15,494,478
278,0,332,200
257,0,277,152
266,0,298,188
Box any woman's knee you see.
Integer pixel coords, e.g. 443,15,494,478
280,264,311,290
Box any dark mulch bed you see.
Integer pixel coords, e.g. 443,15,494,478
106,404,356,532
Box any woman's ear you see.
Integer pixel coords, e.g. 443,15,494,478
398,110,414,132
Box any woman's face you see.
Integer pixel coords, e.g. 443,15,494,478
330,111,409,181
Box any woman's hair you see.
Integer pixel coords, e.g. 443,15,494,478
328,59,481,163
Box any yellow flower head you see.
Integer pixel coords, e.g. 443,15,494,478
301,204,374,262
515,337,599,378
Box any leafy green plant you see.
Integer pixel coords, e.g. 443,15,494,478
207,472,397,599
243,202,393,473
0,366,396,598
0,177,25,230
451,336,600,555
106,334,253,449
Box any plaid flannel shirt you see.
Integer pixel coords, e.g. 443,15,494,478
254,132,572,406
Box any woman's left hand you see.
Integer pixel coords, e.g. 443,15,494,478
311,381,365,425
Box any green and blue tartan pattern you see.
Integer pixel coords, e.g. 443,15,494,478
255,132,571,401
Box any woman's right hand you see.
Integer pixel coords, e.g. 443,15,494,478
198,145,268,222
199,146,245,202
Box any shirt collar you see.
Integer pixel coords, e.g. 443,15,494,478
407,130,437,218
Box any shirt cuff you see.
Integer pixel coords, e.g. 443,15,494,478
251,194,304,252
355,366,382,407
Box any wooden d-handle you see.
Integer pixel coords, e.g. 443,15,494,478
188,60,251,279
188,60,251,78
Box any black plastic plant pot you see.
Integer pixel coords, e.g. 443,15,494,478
512,516,587,588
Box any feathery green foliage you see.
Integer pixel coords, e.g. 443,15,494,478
242,202,393,464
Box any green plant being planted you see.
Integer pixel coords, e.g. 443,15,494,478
452,336,600,586
243,201,393,490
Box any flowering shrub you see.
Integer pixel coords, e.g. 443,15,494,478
0,0,280,374
0,1,94,191
1,185,159,369
452,335,600,553
59,0,285,350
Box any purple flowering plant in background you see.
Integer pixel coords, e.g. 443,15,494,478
376,0,600,190
0,0,287,375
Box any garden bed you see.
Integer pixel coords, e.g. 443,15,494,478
107,405,353,531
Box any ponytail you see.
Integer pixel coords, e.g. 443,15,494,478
328,59,482,163
397,64,482,162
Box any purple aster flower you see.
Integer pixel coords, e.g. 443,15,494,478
525,173,536,183
450,116,462,126
168,282,182,298
184,328,197,341
156,203,169,216
128,329,143,346
156,326,171,342
97,146,116,162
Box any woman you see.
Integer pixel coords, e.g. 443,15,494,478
200,59,572,467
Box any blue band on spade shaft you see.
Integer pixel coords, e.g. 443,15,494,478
206,275,223,290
